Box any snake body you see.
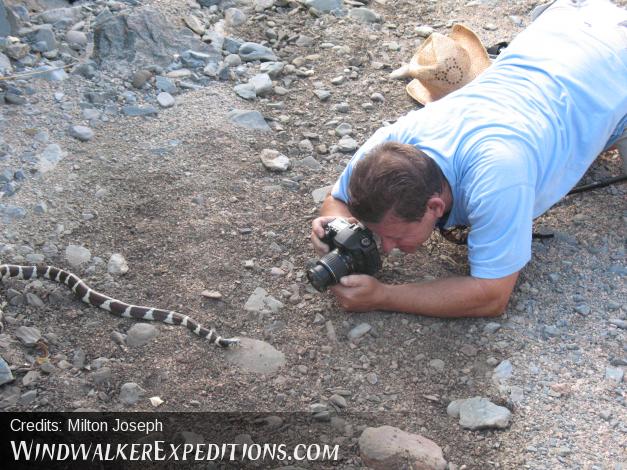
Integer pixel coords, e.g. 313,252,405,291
0,264,238,347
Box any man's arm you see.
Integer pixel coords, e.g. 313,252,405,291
319,194,352,217
331,271,519,318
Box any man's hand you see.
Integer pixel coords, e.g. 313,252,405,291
330,274,387,312
330,273,519,318
311,195,355,256
310,215,337,256
310,215,358,256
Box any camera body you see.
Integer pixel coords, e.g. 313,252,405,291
307,218,382,291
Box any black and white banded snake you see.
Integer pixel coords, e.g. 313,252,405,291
0,264,239,347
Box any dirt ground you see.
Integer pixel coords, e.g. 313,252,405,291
1,0,626,468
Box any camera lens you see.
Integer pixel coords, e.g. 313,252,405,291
307,250,352,291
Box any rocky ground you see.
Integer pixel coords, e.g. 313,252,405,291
0,0,625,468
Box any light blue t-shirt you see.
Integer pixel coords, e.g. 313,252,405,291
332,0,627,279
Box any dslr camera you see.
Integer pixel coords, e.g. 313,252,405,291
307,218,382,292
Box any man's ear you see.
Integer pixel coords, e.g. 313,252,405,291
426,196,446,218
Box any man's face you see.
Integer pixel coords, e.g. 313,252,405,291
365,211,437,255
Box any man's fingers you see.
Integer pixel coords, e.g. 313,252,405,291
339,274,367,287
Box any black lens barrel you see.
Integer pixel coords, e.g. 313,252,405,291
306,250,352,291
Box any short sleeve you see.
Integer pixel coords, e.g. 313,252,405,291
466,184,535,279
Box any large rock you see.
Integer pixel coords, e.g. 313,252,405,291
0,0,19,37
359,426,447,470
92,7,220,67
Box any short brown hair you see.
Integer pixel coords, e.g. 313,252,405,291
347,142,445,223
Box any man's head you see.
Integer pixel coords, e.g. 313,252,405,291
347,142,449,253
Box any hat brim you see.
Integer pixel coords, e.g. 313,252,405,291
449,24,491,77
406,79,438,105
406,24,492,105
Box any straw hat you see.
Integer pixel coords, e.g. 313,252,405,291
390,24,491,105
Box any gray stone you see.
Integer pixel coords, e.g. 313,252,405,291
224,54,242,68
609,318,627,329
458,397,511,430
72,349,86,369
65,244,91,267
259,61,284,78
313,89,331,101
335,123,353,136
227,110,271,131
0,52,12,75
0,0,19,37
605,366,624,383
122,105,159,117
22,370,39,387
297,156,321,170
574,304,591,315
359,426,447,470
415,25,435,37
92,367,111,385
119,382,144,405
260,149,290,171
26,293,44,308
349,7,382,23
250,73,273,96
19,390,37,405
484,322,501,334
15,326,42,346
34,6,82,25
0,357,14,386
244,287,284,315
183,15,205,35
181,49,215,68
224,337,285,374
334,101,350,112
303,0,344,13
239,42,277,62
492,359,513,382
312,185,332,203
65,30,87,49
234,83,256,100
299,139,314,153
330,394,347,408
93,7,219,67
37,144,65,174
33,26,57,52
69,125,94,142
107,254,129,275
156,76,177,94
157,92,175,108
225,8,247,27
126,323,158,347
0,204,26,222
254,0,275,11
446,399,464,418
337,135,358,152
348,323,371,340
223,36,243,54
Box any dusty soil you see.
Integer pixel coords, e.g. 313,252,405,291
1,0,625,468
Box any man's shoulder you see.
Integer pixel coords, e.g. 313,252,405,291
459,139,534,193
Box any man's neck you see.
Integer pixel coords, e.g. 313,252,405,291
441,179,454,214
